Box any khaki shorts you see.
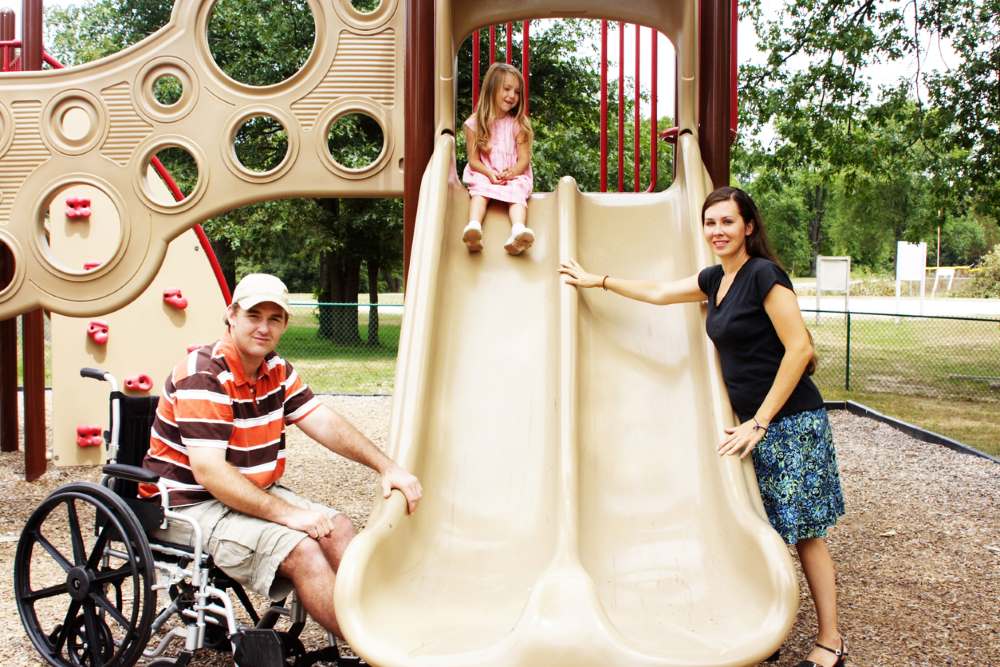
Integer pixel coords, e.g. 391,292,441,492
151,484,339,600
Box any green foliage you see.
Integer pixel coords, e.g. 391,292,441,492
965,244,1000,298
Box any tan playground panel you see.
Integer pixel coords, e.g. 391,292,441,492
50,166,226,466
0,0,404,319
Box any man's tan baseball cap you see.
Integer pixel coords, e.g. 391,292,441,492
231,273,291,314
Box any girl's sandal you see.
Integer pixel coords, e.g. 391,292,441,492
796,637,847,667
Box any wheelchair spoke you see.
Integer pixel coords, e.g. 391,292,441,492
33,530,73,573
81,600,105,665
92,563,134,587
53,598,82,653
22,581,69,602
64,499,87,566
89,588,129,629
85,522,113,570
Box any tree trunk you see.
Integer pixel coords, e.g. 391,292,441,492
210,237,237,296
318,249,362,344
808,182,828,274
366,257,380,346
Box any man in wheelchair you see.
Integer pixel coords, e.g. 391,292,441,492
142,272,423,631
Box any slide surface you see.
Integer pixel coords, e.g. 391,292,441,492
334,134,798,667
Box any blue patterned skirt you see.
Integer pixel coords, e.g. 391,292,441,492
751,408,845,544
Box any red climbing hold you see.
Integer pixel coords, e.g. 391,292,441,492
124,374,153,393
83,261,101,270
87,320,109,345
163,288,188,310
76,425,103,448
65,196,92,220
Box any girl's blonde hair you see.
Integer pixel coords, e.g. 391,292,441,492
472,62,533,152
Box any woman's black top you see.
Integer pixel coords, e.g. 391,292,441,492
697,257,823,422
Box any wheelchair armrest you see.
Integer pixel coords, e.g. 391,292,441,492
103,463,159,484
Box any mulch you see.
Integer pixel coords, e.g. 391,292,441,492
0,397,997,666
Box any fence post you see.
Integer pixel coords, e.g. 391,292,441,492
845,312,852,391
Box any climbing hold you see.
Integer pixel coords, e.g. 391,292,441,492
124,373,153,393
83,261,101,270
65,196,92,220
76,425,103,448
163,288,188,310
86,320,109,345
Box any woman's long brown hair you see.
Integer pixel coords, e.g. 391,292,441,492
702,186,817,374
472,62,533,153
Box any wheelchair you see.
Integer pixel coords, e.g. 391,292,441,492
14,368,364,667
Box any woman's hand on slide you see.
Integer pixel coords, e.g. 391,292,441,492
717,419,767,459
559,258,602,288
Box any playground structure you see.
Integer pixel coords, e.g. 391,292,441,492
1,0,800,666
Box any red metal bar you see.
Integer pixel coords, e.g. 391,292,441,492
0,9,16,454
617,22,624,192
648,27,658,192
699,0,733,187
730,0,738,143
41,50,61,68
505,22,512,64
489,24,496,65
599,20,608,192
8,55,20,70
521,21,530,114
633,23,640,192
472,30,480,109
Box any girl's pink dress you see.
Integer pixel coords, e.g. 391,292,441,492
462,115,533,206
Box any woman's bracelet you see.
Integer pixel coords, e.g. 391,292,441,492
601,275,609,290
752,416,769,433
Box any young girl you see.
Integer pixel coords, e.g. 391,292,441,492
559,187,848,667
461,62,535,255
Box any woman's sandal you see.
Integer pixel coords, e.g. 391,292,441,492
796,637,848,667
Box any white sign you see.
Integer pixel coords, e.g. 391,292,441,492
815,256,851,322
896,242,927,281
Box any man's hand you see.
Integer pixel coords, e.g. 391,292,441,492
381,464,423,515
281,506,338,540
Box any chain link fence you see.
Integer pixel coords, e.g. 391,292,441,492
804,310,1000,404
277,302,402,395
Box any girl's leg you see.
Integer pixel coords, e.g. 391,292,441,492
796,537,844,665
463,196,488,252
504,203,533,255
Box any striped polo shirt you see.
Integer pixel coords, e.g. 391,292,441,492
140,334,320,506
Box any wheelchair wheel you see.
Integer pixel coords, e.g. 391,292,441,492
14,482,156,666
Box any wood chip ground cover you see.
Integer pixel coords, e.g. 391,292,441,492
1,398,996,665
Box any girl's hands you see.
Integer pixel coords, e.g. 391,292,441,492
487,168,506,185
559,258,603,288
497,168,516,181
717,419,768,459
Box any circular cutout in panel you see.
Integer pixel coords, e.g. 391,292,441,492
153,75,183,106
43,90,107,155
0,233,20,297
234,114,289,173
327,112,385,170
351,0,380,13
36,182,123,277
135,57,200,123
333,0,397,31
145,146,200,205
206,0,316,87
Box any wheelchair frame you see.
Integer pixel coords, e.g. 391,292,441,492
14,367,360,667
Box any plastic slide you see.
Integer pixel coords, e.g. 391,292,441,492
333,132,799,667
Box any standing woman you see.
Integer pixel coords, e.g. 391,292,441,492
559,186,847,667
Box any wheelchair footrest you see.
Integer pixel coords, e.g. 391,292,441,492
233,628,286,667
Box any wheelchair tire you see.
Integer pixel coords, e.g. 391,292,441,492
14,481,156,666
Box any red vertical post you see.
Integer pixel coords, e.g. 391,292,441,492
617,21,624,192
0,9,17,454
648,27,658,191
403,0,435,286
21,0,45,480
472,30,480,109
633,23,640,192
599,20,608,192
521,21,530,114
505,22,512,64
488,24,496,65
730,0,738,143
699,0,733,187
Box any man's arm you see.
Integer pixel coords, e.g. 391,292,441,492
186,447,338,539
295,404,423,514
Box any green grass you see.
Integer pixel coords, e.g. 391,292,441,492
807,313,1000,456
277,306,402,394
